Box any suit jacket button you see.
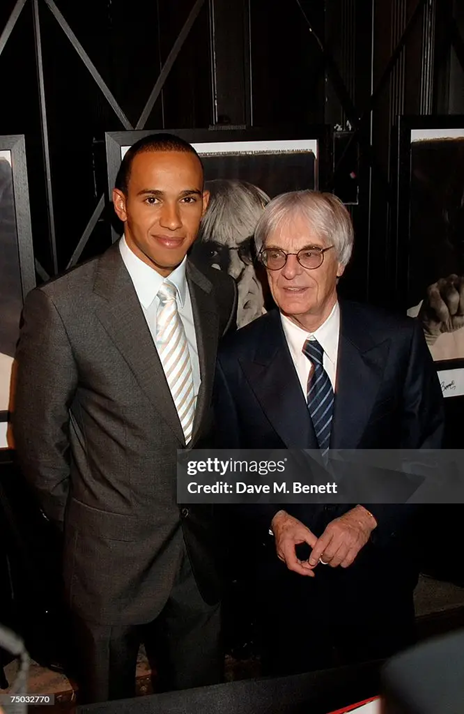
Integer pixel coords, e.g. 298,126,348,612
181,508,189,518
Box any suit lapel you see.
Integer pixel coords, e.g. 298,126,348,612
186,261,219,445
240,311,318,449
93,244,184,443
331,302,391,448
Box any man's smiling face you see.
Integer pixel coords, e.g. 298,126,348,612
113,150,210,276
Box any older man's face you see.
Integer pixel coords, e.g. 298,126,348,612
264,214,345,330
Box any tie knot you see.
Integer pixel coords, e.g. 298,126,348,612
303,338,324,365
158,280,177,303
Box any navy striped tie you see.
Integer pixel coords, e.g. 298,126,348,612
303,338,334,458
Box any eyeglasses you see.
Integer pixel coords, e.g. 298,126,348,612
228,238,255,266
259,245,335,270
194,237,255,266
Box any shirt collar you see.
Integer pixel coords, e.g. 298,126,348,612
280,302,340,365
119,235,188,308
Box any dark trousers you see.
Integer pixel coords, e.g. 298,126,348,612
255,539,418,677
73,549,222,704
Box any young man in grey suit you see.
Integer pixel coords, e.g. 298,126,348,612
12,134,237,703
215,190,444,676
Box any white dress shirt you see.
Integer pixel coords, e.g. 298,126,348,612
119,236,201,398
281,302,340,396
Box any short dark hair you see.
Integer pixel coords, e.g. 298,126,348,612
115,132,203,195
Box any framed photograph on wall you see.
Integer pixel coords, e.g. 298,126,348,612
394,116,464,399
0,135,35,447
105,126,332,328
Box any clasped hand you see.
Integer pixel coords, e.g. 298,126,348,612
271,506,376,576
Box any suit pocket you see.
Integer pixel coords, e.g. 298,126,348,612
63,517,141,620
67,498,137,542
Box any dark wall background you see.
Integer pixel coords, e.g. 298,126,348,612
1,0,464,668
1,0,463,297
0,1,463,445
2,0,464,438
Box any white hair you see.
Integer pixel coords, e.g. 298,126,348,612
254,190,354,266
198,179,270,245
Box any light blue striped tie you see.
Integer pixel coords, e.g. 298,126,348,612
303,338,334,458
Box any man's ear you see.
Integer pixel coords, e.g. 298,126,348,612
201,189,210,217
336,263,346,278
113,189,128,222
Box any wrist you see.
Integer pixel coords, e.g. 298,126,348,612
270,509,287,535
425,334,438,346
356,505,377,530
422,326,439,345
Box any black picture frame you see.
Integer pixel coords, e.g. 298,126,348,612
0,135,35,444
105,125,332,236
104,126,332,328
394,115,464,398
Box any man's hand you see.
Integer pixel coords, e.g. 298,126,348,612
418,274,464,345
307,505,377,570
271,510,318,576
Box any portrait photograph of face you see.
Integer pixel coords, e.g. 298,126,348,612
406,131,464,365
0,151,22,413
189,139,318,328
190,179,270,328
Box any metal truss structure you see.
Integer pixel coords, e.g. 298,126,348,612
0,0,463,303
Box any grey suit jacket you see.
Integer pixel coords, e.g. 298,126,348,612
12,243,237,626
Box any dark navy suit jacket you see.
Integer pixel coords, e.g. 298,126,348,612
214,301,444,544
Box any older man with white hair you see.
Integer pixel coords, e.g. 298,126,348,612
215,190,444,676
